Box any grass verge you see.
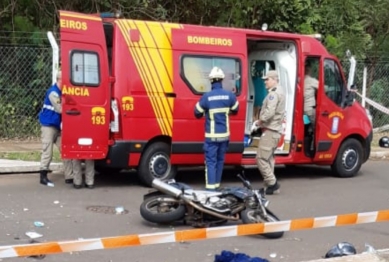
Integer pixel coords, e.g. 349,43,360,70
0,150,61,162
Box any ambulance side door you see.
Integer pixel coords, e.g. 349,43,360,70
60,11,110,159
314,57,345,161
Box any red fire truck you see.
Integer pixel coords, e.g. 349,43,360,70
55,10,373,186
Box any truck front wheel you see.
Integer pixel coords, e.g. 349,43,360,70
331,138,363,178
138,142,177,187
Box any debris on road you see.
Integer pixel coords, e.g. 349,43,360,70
25,232,43,239
34,221,45,227
325,242,357,258
115,206,124,214
214,250,269,262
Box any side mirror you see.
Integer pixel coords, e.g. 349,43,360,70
342,84,356,107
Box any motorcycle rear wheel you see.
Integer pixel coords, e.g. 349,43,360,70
140,194,186,224
241,209,284,239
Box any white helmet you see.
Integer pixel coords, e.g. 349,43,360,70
209,66,225,80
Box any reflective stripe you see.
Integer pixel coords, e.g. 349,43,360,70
43,104,55,111
231,101,239,111
207,107,230,138
195,102,204,113
205,183,220,189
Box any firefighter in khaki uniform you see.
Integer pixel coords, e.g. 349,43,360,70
38,71,73,186
253,70,285,194
194,67,239,191
304,62,319,126
72,160,95,189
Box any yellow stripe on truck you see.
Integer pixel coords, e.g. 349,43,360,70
133,21,172,135
116,20,168,135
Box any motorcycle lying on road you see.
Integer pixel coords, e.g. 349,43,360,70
139,173,284,239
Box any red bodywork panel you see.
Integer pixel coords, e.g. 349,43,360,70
59,10,372,170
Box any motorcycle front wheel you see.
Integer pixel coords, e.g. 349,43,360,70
140,194,186,224
240,208,284,239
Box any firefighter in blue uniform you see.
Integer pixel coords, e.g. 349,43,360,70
194,67,239,190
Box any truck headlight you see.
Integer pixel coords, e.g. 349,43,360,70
365,108,373,125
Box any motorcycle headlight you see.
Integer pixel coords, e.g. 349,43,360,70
246,196,257,209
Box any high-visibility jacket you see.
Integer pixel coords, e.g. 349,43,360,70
194,82,239,141
39,84,61,130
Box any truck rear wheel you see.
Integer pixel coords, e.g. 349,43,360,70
331,138,363,178
138,142,177,187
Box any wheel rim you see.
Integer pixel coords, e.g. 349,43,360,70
145,198,179,214
342,148,359,171
149,153,171,179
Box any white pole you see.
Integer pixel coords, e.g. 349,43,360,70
362,66,367,108
47,31,59,84
347,56,356,90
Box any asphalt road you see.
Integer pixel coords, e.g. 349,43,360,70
1,161,389,262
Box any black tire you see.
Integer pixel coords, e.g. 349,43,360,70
140,194,186,224
331,138,363,178
241,208,284,239
138,142,177,187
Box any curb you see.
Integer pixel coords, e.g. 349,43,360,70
302,249,389,261
369,150,389,159
0,159,62,174
0,150,388,174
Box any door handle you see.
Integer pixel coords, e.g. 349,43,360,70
321,111,329,117
164,92,176,98
66,109,81,116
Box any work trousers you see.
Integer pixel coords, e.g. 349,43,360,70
256,129,280,187
304,107,316,127
40,126,73,179
204,140,229,190
73,159,95,186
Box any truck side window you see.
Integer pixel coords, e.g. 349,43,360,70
323,59,344,106
71,51,100,87
181,55,241,95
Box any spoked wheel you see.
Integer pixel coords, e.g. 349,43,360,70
140,194,186,224
241,209,284,239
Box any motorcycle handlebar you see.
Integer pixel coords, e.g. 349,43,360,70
237,174,252,190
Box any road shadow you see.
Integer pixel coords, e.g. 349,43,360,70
93,169,142,188
94,164,342,189
175,164,335,185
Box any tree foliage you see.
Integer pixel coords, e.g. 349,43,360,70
1,0,388,61
1,0,389,137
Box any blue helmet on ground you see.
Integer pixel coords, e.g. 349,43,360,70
325,242,357,258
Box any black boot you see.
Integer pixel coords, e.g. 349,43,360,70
40,170,54,187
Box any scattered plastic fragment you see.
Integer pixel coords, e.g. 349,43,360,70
34,221,45,227
25,232,43,239
115,206,124,214
53,201,60,205
363,243,376,254
269,253,277,258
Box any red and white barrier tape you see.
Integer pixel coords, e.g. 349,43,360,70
1,209,389,258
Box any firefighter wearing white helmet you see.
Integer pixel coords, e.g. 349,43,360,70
194,66,239,191
209,66,225,81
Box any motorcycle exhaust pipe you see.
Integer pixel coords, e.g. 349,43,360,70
151,179,183,198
